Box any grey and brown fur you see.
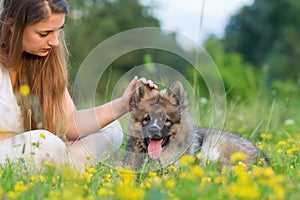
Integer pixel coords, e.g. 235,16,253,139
125,80,269,170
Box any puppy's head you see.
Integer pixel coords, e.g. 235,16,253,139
129,80,187,159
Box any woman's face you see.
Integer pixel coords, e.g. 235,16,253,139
22,13,65,57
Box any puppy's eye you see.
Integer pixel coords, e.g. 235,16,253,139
165,118,172,126
142,115,150,125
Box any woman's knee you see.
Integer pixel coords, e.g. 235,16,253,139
2,130,68,167
25,130,69,165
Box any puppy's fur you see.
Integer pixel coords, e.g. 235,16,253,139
125,81,269,170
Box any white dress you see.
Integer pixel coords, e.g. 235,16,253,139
0,67,123,172
0,67,23,133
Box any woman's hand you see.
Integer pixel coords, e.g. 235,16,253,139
138,77,158,90
65,76,158,139
121,76,158,112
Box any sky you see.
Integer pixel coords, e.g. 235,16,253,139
141,0,254,44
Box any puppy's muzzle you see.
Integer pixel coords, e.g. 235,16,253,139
147,125,162,139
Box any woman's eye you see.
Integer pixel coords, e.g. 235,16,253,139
39,33,49,37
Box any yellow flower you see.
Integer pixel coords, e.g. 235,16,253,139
277,141,288,146
287,138,294,143
230,152,246,163
148,171,157,178
117,168,136,185
256,143,263,150
180,155,196,166
84,166,97,174
196,153,202,160
200,176,212,188
116,186,145,200
179,166,204,181
83,172,93,182
277,149,283,153
260,133,265,138
141,181,152,189
257,158,266,166
52,177,57,185
14,181,28,193
168,165,177,172
105,173,112,181
62,190,73,200
86,155,92,160
228,183,260,199
0,186,4,197
263,167,275,177
190,165,204,177
19,84,30,97
179,172,189,179
260,133,272,139
206,158,211,165
165,179,176,188
273,185,285,199
40,133,46,139
97,188,114,196
30,176,36,183
233,163,247,176
214,176,222,185
38,175,46,183
43,161,53,167
238,172,251,185
286,147,297,154
46,190,61,200
297,171,300,178
6,191,18,199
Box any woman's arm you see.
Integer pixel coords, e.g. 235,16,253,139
64,76,157,140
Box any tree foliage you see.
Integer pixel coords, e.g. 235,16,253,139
223,0,300,82
65,0,191,101
66,0,160,82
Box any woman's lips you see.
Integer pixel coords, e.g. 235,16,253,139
42,48,51,52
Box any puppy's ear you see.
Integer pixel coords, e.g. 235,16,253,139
129,80,153,108
166,81,187,108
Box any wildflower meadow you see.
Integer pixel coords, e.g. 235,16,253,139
0,89,300,200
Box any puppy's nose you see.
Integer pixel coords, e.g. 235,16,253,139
148,125,162,140
148,125,160,134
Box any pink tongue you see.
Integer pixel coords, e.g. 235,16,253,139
148,139,163,160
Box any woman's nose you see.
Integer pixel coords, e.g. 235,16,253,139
48,32,60,46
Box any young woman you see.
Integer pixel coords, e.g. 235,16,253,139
0,0,157,171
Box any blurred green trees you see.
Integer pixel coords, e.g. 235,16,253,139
223,0,300,83
65,0,300,104
66,0,160,82
65,0,198,105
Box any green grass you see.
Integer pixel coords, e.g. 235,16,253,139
1,77,300,199
1,97,300,200
0,138,299,200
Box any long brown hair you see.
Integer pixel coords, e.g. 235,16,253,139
0,0,69,137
